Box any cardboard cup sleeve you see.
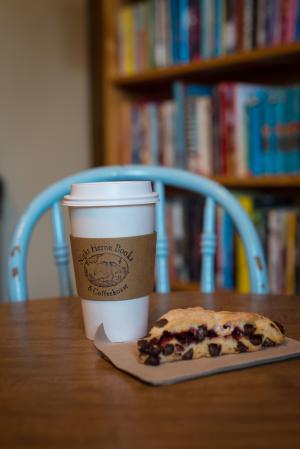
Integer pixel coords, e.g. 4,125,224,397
70,233,156,301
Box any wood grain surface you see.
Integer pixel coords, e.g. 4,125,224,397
0,292,299,449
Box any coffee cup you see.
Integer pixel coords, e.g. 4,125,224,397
63,181,158,342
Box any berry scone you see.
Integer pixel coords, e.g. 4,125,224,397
137,306,285,366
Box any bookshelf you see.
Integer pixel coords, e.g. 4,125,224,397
91,1,300,184
112,41,300,87
90,1,300,293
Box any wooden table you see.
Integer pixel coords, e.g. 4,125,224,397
0,292,299,449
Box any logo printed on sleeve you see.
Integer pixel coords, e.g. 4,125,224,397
84,253,128,287
78,242,134,297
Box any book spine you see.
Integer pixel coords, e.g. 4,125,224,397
234,85,252,177
296,213,300,294
270,0,282,44
201,0,210,58
262,89,276,174
274,89,286,173
285,210,297,294
139,104,150,165
139,3,150,70
268,210,285,294
295,87,300,172
286,0,297,41
195,96,213,175
296,0,300,40
236,0,244,52
169,0,180,64
118,102,132,164
219,84,229,175
287,87,299,173
121,6,135,74
171,198,188,281
246,97,264,176
222,211,235,289
281,0,290,42
154,0,169,67
224,0,236,53
236,195,254,293
214,0,223,56
257,0,266,47
268,90,277,174
131,104,142,163
166,201,176,282
189,0,201,60
200,96,213,175
243,0,253,50
148,0,156,67
148,103,160,164
216,206,224,289
186,96,199,172
160,101,176,167
251,0,258,48
178,0,190,62
212,88,222,174
264,0,273,45
173,81,186,168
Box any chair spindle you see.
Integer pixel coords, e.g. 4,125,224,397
201,197,217,293
154,181,170,293
51,202,72,297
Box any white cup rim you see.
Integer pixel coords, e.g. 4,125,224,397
62,180,159,207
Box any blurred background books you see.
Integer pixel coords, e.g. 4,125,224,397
117,0,300,73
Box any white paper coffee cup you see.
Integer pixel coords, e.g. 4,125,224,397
63,181,158,342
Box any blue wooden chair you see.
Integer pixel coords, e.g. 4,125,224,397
8,166,269,301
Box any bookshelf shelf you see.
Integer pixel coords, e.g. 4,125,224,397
211,175,300,188
111,42,300,88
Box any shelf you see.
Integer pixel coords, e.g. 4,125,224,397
210,175,300,188
111,42,300,87
171,281,199,292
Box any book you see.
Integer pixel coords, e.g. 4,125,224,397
189,0,201,60
234,84,263,177
160,100,176,167
236,194,254,293
285,210,297,294
169,0,180,64
119,6,135,74
216,208,235,289
178,0,190,63
117,0,300,73
173,82,213,169
268,209,286,294
195,96,213,175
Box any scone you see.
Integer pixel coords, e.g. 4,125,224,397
137,306,285,366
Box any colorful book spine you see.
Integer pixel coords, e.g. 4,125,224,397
214,0,224,56
173,81,186,168
195,96,213,175
169,0,180,64
222,210,235,289
236,195,254,293
287,87,299,173
268,210,285,294
178,0,190,63
285,210,297,294
246,89,267,176
189,0,201,60
120,6,135,74
160,100,176,167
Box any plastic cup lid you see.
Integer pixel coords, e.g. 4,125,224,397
62,181,159,207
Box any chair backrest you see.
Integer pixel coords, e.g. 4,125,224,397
8,166,269,301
